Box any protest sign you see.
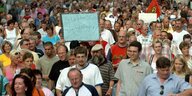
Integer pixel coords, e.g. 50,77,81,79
61,13,100,41
191,2,192,9
139,13,157,24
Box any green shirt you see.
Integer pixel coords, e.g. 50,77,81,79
37,55,59,75
115,59,152,96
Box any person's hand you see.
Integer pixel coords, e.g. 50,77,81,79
113,63,119,69
105,88,112,96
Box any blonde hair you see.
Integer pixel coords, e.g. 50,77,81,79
152,39,163,48
171,55,191,74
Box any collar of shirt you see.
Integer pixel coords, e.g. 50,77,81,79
72,82,84,91
75,63,89,70
127,59,142,67
151,73,174,82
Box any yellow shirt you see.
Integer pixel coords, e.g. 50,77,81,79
162,26,174,33
0,54,11,67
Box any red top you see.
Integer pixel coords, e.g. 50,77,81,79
111,44,127,65
31,64,36,70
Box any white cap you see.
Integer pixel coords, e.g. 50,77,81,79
91,44,103,51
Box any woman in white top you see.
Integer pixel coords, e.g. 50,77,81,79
147,39,163,73
4,19,17,46
54,15,62,35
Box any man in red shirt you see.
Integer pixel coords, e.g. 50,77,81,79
108,30,128,71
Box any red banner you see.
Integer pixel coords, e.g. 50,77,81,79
146,0,161,18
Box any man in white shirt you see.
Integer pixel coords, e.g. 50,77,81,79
99,19,115,45
56,46,103,96
172,19,189,55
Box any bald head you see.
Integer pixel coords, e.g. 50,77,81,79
118,30,127,45
141,24,148,35
163,16,169,28
153,29,161,39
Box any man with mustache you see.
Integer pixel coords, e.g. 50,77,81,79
89,44,116,96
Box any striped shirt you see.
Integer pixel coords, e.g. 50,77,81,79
89,59,116,96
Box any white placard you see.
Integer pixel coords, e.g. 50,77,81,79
61,13,100,41
190,2,192,9
139,13,157,24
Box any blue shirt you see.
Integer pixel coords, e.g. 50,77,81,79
42,35,60,45
138,73,191,96
34,18,41,28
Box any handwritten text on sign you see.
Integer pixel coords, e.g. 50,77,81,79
61,13,100,41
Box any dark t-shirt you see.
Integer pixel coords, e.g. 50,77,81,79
63,83,99,96
35,47,44,58
49,60,70,83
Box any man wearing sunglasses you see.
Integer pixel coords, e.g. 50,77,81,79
138,57,191,96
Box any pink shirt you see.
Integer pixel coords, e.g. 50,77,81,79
37,8,47,15
5,66,15,84
5,66,22,84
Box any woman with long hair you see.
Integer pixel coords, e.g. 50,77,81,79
19,68,45,96
11,74,33,96
171,55,191,79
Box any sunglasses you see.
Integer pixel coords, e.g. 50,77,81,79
160,85,164,95
14,52,20,56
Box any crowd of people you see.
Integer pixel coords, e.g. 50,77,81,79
1,0,192,96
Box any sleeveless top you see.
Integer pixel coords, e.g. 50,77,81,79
149,55,157,73
5,28,16,45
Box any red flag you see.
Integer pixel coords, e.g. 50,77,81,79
146,0,161,18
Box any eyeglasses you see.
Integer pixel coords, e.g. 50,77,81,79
160,85,164,95
15,52,20,55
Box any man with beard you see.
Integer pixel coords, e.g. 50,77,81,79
89,44,116,96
